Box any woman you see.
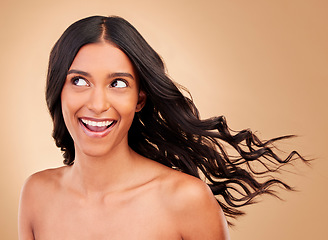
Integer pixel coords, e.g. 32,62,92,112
18,16,303,239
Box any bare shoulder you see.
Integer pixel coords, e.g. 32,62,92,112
159,169,230,240
19,167,68,213
18,167,67,240
21,167,66,194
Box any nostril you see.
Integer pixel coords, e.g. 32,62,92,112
87,91,111,113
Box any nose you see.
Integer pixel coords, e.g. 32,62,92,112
87,87,111,114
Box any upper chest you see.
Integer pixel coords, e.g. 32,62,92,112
32,183,181,240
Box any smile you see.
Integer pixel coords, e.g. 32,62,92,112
79,118,117,137
81,118,114,128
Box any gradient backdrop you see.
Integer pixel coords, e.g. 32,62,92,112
1,0,327,239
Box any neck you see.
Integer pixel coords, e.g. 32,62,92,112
68,143,140,195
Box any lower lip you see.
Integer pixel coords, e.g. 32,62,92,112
79,120,117,138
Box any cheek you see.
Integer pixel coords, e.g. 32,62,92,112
61,100,73,132
111,93,139,114
61,101,73,124
61,87,81,124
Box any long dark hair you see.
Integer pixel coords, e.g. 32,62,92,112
46,15,305,221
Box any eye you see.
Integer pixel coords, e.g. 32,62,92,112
72,77,89,86
111,79,128,88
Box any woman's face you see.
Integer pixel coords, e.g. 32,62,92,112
61,42,146,159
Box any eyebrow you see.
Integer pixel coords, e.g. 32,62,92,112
67,69,135,80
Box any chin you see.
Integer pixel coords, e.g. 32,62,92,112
75,137,127,160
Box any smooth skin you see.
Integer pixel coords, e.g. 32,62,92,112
18,42,230,240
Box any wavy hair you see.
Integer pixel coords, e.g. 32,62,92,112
46,15,305,221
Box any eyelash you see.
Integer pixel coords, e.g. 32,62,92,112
110,79,128,88
70,76,129,88
71,76,89,86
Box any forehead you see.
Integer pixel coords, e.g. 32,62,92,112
69,42,136,77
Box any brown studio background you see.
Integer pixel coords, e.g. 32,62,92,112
1,0,327,239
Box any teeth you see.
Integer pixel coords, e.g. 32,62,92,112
81,119,113,127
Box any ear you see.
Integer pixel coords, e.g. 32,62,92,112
135,90,146,112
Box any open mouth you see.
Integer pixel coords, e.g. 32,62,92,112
79,118,117,132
